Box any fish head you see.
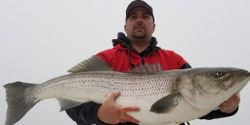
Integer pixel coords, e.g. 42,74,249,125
193,68,249,93
178,67,250,110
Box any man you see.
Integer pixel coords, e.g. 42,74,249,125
66,0,240,125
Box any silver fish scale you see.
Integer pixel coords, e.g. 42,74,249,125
31,71,179,101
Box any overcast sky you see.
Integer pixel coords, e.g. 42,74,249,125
0,0,250,125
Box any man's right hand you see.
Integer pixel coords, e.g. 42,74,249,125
97,91,140,124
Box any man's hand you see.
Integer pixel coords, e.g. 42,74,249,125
97,91,140,124
219,93,240,113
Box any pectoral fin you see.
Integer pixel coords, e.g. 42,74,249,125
150,93,183,113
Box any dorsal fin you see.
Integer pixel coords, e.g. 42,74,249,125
129,63,163,73
68,55,112,73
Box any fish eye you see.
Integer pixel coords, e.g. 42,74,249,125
213,72,225,78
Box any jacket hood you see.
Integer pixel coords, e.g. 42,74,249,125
112,32,160,52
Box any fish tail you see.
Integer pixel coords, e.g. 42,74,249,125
4,81,39,125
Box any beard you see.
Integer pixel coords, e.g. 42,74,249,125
131,29,147,39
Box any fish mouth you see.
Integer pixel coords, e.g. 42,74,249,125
247,71,250,77
245,71,250,81
223,70,249,89
239,70,249,77
233,70,250,85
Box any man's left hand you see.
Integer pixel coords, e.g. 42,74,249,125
219,93,240,113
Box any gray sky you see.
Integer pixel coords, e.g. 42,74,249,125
0,0,250,125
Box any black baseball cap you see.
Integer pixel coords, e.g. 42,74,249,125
126,0,154,22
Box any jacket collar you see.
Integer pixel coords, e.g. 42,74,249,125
112,32,160,55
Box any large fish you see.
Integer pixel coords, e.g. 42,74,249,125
4,56,250,125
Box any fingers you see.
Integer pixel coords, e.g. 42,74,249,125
97,91,122,124
97,91,140,124
219,93,240,113
119,107,140,124
219,104,232,113
120,112,140,124
109,91,120,101
123,107,140,112
235,92,240,97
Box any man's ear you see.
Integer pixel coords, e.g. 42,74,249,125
124,24,127,33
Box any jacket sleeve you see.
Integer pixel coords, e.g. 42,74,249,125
65,102,108,125
180,63,239,120
199,108,238,120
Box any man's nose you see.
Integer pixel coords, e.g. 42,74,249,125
136,17,143,25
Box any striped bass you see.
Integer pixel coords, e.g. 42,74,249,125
4,56,250,125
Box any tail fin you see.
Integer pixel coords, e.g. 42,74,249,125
4,81,39,125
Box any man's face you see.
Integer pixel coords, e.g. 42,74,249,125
124,7,155,41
